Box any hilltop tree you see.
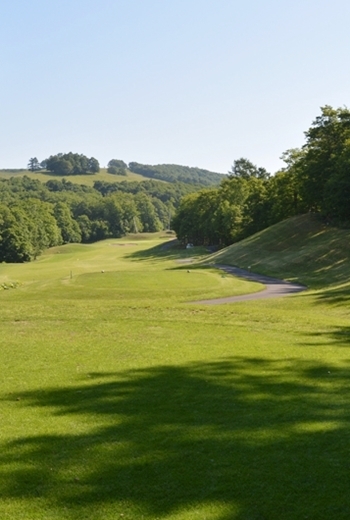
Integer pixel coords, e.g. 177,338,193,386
27,157,41,172
107,159,127,176
45,153,100,176
88,157,100,173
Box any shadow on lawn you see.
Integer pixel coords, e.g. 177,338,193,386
125,242,208,263
305,325,350,348
312,284,350,306
2,357,350,519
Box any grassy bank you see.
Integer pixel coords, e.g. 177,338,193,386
207,213,350,288
1,229,350,519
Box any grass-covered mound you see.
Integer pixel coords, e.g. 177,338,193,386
207,213,350,288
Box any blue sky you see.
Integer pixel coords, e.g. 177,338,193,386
1,0,350,173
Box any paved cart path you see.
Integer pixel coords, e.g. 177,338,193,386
191,264,307,304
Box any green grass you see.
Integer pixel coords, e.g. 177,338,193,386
206,213,350,288
0,168,149,186
1,225,350,519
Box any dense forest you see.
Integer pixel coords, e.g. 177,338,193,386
0,177,198,262
128,162,223,186
1,106,349,262
173,106,350,246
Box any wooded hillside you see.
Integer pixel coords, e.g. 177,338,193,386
173,106,350,246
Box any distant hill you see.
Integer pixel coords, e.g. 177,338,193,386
128,162,225,186
206,213,350,288
0,168,147,187
0,164,226,188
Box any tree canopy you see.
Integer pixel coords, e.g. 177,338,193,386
290,106,350,221
0,175,182,262
27,157,41,172
229,158,270,180
173,106,350,246
128,162,224,186
40,153,100,176
107,159,127,176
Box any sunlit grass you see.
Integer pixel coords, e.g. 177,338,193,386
1,232,350,519
0,168,150,186
207,213,350,288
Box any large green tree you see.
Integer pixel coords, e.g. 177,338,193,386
296,106,350,217
134,193,162,232
17,199,62,258
54,202,82,243
107,159,127,175
229,158,270,180
45,153,100,176
0,204,32,262
27,157,41,172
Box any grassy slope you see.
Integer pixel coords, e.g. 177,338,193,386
0,168,147,186
1,228,350,519
206,213,350,288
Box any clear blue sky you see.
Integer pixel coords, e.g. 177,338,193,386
1,0,350,173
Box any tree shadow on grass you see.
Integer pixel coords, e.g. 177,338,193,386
311,284,350,306
2,357,350,519
304,325,350,348
125,242,208,263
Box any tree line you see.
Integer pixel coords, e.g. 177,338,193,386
0,176,196,262
28,155,224,186
173,106,350,246
28,153,100,175
128,162,223,186
10,105,350,260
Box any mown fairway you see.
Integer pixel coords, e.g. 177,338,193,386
1,229,350,519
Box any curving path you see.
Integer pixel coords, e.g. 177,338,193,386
191,264,307,304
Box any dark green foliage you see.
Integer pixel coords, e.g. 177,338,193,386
0,204,32,262
27,157,41,172
128,162,224,186
107,159,127,175
172,190,222,245
46,178,97,195
134,193,162,232
174,106,350,247
173,171,275,246
54,202,82,243
1,175,48,200
286,106,350,221
17,199,62,257
266,170,304,223
0,175,177,260
45,152,100,176
0,200,61,262
93,179,197,206
76,214,93,242
229,157,270,180
88,157,100,173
